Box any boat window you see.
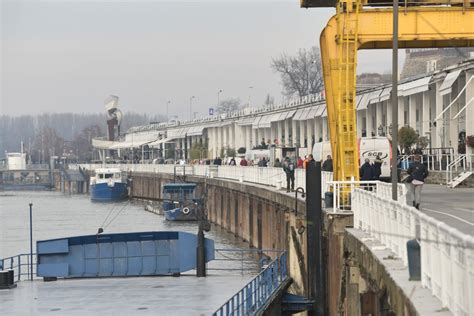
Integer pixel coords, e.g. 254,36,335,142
99,174,104,179
104,173,113,179
114,173,121,179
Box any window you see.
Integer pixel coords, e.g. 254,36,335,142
99,174,104,179
104,174,113,179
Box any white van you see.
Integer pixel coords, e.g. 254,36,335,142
312,137,392,180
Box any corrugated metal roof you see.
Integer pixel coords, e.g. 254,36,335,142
399,76,432,96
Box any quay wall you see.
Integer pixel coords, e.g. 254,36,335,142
130,172,427,315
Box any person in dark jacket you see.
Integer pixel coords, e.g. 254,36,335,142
322,155,333,172
283,157,295,192
407,155,429,209
373,154,383,180
229,157,236,166
360,159,375,181
360,158,375,190
214,157,222,165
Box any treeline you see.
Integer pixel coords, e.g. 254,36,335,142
0,112,165,162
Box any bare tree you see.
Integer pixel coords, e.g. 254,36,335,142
216,98,241,114
271,46,323,98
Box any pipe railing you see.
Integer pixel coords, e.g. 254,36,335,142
0,253,37,282
352,189,474,316
212,251,288,316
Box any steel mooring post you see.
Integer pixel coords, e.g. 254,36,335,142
306,161,325,315
196,228,206,277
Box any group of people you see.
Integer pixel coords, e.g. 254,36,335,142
359,155,384,181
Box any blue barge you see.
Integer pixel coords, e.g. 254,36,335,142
90,168,128,202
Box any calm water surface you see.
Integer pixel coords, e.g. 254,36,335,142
0,191,250,259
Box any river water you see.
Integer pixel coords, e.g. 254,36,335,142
0,191,250,258
0,191,261,315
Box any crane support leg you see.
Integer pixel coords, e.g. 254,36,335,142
320,6,474,182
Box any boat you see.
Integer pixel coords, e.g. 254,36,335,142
90,168,128,202
162,183,200,221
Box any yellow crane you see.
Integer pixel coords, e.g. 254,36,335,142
301,0,474,182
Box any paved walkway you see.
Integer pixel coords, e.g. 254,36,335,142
409,184,474,235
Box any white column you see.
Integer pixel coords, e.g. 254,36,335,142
270,122,276,145
299,120,305,148
284,119,290,146
291,119,297,146
465,70,474,155
306,119,313,152
357,110,364,138
277,121,283,145
322,117,328,141
245,126,251,151
398,97,405,129
252,127,257,148
376,102,382,136
409,95,417,132
366,105,373,137
386,100,392,136
422,91,430,137
434,82,444,148
314,117,322,142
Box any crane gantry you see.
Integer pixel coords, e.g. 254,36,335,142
301,0,474,182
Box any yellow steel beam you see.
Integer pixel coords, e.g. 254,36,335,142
320,6,474,181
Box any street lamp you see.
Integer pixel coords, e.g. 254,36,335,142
248,86,254,108
166,100,171,121
217,89,223,109
189,96,195,120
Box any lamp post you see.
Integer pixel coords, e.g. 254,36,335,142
29,202,33,281
217,89,223,109
166,100,171,121
391,0,399,201
248,86,254,108
189,96,195,120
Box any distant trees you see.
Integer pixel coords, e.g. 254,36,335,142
271,46,324,98
216,98,242,114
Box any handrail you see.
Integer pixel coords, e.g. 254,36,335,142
212,251,288,316
446,154,467,184
351,189,474,315
0,253,37,282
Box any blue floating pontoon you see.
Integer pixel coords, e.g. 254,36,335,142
36,231,214,278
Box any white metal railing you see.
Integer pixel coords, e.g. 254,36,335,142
75,163,333,198
352,189,474,316
399,153,463,172
326,180,408,212
446,154,473,185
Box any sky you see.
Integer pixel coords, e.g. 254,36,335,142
1,0,403,118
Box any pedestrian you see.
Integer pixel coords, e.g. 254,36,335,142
283,157,295,192
322,155,333,172
214,157,222,166
240,157,248,166
258,157,268,167
407,155,429,209
274,158,282,168
360,158,375,190
373,154,383,180
229,157,236,166
297,156,304,168
303,155,310,169
307,154,316,168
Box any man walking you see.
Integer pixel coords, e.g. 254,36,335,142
283,157,295,192
407,155,429,209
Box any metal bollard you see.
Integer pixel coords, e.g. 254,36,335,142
407,239,421,281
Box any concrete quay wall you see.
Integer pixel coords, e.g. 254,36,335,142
130,172,430,315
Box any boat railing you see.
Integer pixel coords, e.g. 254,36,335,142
0,253,37,282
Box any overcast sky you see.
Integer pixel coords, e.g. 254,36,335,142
1,0,403,118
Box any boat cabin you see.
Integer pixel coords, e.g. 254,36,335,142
91,168,124,185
